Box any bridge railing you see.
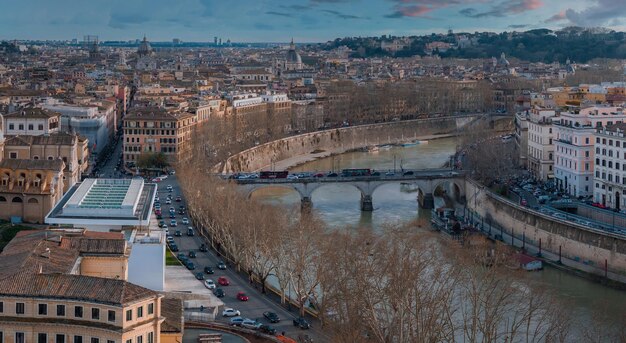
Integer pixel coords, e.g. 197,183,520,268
226,169,465,184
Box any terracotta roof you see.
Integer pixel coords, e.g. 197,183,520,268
5,132,78,147
0,272,157,306
0,159,65,171
4,107,60,119
160,298,183,333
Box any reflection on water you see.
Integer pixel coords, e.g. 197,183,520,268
251,136,626,335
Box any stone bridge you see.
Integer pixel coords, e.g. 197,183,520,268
233,169,466,211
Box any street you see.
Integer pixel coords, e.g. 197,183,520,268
156,175,328,341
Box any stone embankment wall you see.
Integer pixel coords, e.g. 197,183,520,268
223,114,508,173
465,179,626,277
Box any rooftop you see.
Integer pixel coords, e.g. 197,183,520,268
46,178,156,226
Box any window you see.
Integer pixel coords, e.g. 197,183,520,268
75,306,83,318
126,309,132,321
28,124,33,130
137,306,143,318
107,341,115,343
38,303,47,315
0,301,3,313
9,152,17,159
91,339,99,343
15,302,24,314
108,310,115,322
38,124,44,130
92,308,100,320
57,304,66,316
136,337,143,343
74,336,83,343
147,303,154,315
126,340,132,343
15,333,24,343
56,334,65,343
147,333,153,343
18,124,24,130
38,333,48,343
8,124,14,130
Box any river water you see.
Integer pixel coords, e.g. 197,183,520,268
251,137,626,334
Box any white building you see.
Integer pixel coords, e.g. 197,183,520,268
554,106,626,197
593,123,626,210
2,107,61,136
527,107,557,181
41,98,116,153
45,178,165,291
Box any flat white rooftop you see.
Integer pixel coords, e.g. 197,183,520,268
45,178,156,228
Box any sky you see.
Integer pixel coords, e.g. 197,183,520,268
0,0,625,42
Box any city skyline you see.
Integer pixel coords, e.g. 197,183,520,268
0,0,623,42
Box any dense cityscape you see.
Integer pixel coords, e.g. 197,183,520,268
0,0,626,342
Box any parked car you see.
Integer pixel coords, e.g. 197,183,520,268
241,318,261,330
217,261,227,270
213,288,225,297
204,279,216,289
258,324,277,335
385,171,395,176
326,172,338,177
158,220,165,228
293,317,310,329
182,217,189,225
185,261,195,270
169,244,179,252
263,311,280,323
229,316,244,326
223,308,240,317
218,276,230,286
236,292,249,301
188,251,196,258
195,272,204,280
403,171,414,176
204,266,214,274
176,253,188,262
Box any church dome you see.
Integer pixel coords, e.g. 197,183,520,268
286,40,302,65
137,36,153,57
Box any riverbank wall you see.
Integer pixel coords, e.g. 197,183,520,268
465,179,626,283
223,114,512,173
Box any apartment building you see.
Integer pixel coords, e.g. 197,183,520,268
3,132,89,192
2,107,60,136
0,230,167,343
262,93,292,137
514,111,529,168
593,123,626,210
0,159,65,223
123,107,196,165
554,106,626,197
527,107,557,181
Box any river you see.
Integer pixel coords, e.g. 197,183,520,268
251,136,626,336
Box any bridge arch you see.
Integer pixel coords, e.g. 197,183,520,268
245,184,305,200
433,179,466,203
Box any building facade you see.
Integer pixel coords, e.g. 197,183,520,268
2,107,60,136
554,106,626,197
593,123,626,210
123,108,196,165
0,159,65,223
527,108,557,181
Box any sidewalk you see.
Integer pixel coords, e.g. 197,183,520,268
464,209,626,286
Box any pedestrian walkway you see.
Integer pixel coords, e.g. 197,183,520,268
463,209,626,285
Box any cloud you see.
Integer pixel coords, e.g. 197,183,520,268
108,12,150,29
564,0,626,27
461,0,543,18
384,0,488,19
321,9,363,19
266,11,292,17
544,10,566,23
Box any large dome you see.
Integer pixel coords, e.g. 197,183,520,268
137,36,153,57
286,40,302,64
